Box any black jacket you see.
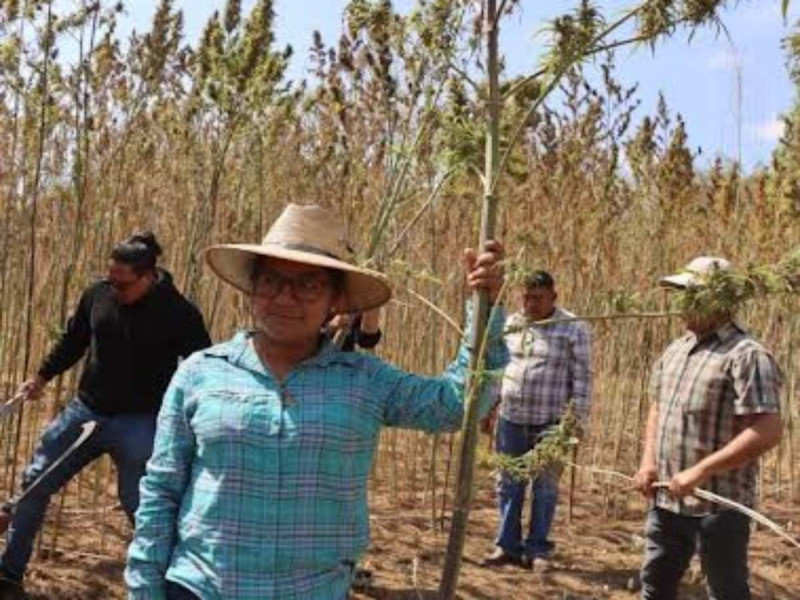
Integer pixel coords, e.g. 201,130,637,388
338,313,382,352
37,269,210,415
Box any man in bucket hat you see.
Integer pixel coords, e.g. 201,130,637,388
633,256,783,600
125,204,508,600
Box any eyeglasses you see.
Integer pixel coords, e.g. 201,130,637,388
253,269,333,302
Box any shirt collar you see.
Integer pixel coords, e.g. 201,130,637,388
512,306,564,325
203,330,359,375
686,320,745,348
712,320,745,343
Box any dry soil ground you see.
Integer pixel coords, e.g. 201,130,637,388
10,474,799,599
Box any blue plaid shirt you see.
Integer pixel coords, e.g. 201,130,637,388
126,306,507,599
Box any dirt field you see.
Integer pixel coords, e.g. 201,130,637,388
12,474,800,599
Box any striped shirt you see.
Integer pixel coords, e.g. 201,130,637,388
125,306,507,600
651,321,782,516
497,308,592,426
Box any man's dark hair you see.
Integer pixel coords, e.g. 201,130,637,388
523,270,555,290
111,232,163,275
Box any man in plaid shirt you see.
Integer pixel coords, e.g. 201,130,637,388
634,257,783,600
483,270,592,571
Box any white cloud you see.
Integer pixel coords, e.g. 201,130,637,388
751,117,785,142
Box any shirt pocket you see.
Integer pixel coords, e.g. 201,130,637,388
682,371,729,418
524,333,569,366
191,389,282,450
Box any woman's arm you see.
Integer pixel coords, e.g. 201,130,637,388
126,362,198,600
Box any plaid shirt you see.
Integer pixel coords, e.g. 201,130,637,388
125,306,507,600
497,308,592,426
651,321,782,516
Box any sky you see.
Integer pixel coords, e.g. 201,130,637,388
119,0,800,172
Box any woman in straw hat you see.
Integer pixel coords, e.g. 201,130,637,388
125,204,508,600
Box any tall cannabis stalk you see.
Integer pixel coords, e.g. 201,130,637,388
439,0,500,597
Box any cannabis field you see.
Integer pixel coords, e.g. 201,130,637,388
0,0,798,598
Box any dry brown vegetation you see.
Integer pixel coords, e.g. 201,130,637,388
0,0,798,598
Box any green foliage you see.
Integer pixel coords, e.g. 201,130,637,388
131,0,185,93
191,0,290,122
224,0,241,34
482,409,579,482
770,22,800,214
543,0,605,72
605,290,645,313
636,0,727,43
4,0,21,21
671,251,800,316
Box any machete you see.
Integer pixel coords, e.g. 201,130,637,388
0,420,98,534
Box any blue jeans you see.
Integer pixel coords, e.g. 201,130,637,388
494,417,561,558
641,507,751,600
0,398,156,580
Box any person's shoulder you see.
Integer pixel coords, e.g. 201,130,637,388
177,336,241,379
81,278,113,302
85,276,110,292
325,343,381,370
197,335,244,359
157,272,197,306
340,349,395,377
722,328,782,383
557,307,590,334
725,325,772,359
659,331,692,357
174,292,205,318
162,282,206,322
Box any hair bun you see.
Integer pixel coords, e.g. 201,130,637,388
130,231,163,257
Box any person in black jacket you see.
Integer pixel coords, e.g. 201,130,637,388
0,232,210,597
325,308,382,351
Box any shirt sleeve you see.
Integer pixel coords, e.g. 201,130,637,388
731,347,783,416
126,361,198,600
37,286,94,381
378,303,508,432
649,356,663,407
569,322,593,424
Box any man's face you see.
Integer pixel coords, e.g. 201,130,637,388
107,260,153,305
520,285,557,321
251,258,341,346
682,309,728,336
669,286,729,335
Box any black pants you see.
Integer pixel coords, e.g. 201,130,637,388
641,507,751,600
167,581,201,600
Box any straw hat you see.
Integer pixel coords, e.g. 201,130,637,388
659,256,731,289
205,204,391,312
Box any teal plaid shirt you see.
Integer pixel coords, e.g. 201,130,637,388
126,306,507,600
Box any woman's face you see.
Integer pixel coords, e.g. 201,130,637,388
107,259,154,305
250,258,341,346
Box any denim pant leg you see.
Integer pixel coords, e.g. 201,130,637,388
640,508,697,600
0,399,102,579
525,463,560,558
103,413,157,524
494,418,533,556
699,511,751,600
